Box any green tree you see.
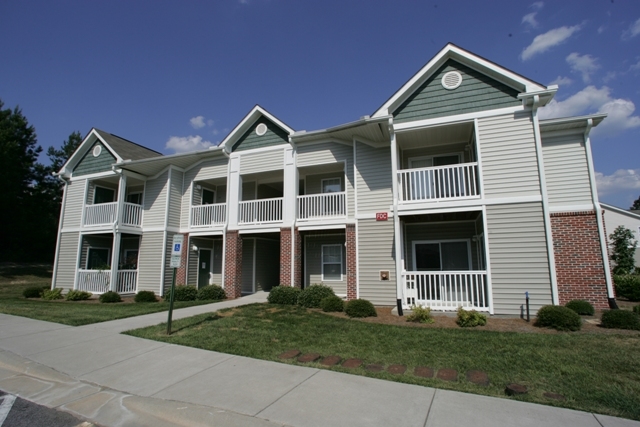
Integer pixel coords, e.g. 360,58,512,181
631,196,640,211
609,226,637,275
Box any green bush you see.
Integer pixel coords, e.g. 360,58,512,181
614,275,640,301
456,307,487,327
267,285,301,305
134,290,158,303
42,288,63,300
406,305,434,324
535,305,582,331
99,291,122,303
634,305,640,315
197,285,226,301
565,299,595,316
297,284,335,308
65,290,92,301
600,309,640,330
320,295,344,312
344,299,377,318
167,285,197,301
23,286,48,298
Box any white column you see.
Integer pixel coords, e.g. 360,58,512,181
110,232,121,292
389,120,404,306
283,147,296,225
227,156,241,228
116,173,127,224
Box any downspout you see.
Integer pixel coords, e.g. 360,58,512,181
531,94,560,305
389,119,404,315
583,118,616,307
220,145,232,289
51,175,69,289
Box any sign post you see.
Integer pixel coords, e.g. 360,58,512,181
166,234,184,335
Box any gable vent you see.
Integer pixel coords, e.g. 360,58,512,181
441,71,462,90
256,123,268,136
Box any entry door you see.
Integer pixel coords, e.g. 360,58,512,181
198,249,212,289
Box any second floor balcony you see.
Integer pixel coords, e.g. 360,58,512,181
239,197,283,224
398,162,480,203
298,192,346,220
84,201,143,227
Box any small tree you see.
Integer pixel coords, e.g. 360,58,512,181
609,226,637,275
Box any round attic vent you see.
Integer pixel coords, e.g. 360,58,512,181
256,123,267,136
441,71,462,90
92,145,102,157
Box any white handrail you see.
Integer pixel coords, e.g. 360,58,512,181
403,271,488,311
84,202,118,226
298,192,346,219
121,202,143,227
398,162,479,202
238,197,283,224
77,269,111,293
116,270,137,293
191,203,227,227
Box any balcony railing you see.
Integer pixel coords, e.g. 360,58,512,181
191,203,227,227
298,192,346,220
398,162,479,202
116,270,137,293
77,269,138,294
122,202,143,227
238,197,283,224
402,271,489,311
84,202,118,226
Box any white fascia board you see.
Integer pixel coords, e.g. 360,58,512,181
218,105,295,150
59,128,112,176
372,44,547,118
601,203,640,219
291,115,391,143
517,87,558,107
539,113,607,130
93,131,123,164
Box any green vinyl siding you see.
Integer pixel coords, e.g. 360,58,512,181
73,142,117,176
232,118,290,152
393,60,521,123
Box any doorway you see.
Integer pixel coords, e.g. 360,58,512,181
198,249,212,288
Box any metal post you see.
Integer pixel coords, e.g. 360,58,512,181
166,268,177,335
525,291,530,322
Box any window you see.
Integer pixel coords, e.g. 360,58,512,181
121,249,139,270
87,247,110,270
321,178,341,193
322,244,342,281
202,188,215,205
94,186,115,204
126,192,142,205
413,240,470,271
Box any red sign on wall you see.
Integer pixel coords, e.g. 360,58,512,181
376,212,388,221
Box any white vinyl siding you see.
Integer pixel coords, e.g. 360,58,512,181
137,231,165,293
168,170,183,228
61,181,85,228
181,158,228,229
142,170,168,227
304,234,347,295
477,112,542,198
542,133,593,207
357,218,396,305
54,232,79,290
240,149,284,175
486,202,553,315
355,141,392,214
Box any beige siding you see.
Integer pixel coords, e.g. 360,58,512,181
181,158,228,229
143,171,168,227
137,231,165,293
357,219,396,305
168,170,183,228
355,142,392,214
304,234,347,296
54,232,79,290
240,149,283,174
62,181,85,228
478,112,541,198
404,222,480,271
486,202,553,315
542,133,593,207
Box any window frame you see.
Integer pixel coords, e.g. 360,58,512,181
408,152,463,169
411,239,472,272
321,177,342,194
93,185,116,204
86,247,111,270
201,187,216,205
125,192,143,205
321,244,343,281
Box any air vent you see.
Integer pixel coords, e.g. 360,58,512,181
256,123,267,136
92,145,102,157
441,71,462,90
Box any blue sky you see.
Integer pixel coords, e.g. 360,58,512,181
1,0,639,208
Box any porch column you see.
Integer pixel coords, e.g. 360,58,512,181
346,224,357,300
116,173,127,224
109,232,121,292
223,230,243,298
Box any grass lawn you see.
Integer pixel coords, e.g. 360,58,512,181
0,263,210,326
125,303,640,421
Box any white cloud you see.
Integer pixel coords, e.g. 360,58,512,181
190,116,206,129
596,169,640,197
549,76,573,86
165,135,212,153
603,71,617,83
521,24,583,60
212,129,220,136
622,17,640,40
630,60,640,72
531,1,543,9
539,85,640,137
598,25,606,34
522,13,539,28
566,52,599,83
207,119,214,126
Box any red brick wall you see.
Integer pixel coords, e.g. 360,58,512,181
223,230,243,299
550,211,610,309
346,224,357,300
176,234,189,285
280,227,301,287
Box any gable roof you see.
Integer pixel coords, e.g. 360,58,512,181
218,105,295,152
372,43,549,118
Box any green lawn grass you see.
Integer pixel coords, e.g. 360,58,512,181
125,303,640,421
0,264,210,326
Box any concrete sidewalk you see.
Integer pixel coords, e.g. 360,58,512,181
0,296,638,427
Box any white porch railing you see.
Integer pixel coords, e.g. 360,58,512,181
403,271,489,311
77,269,111,293
116,270,137,293
298,192,346,220
238,197,283,224
84,202,118,226
398,162,479,202
121,202,143,227
191,203,227,227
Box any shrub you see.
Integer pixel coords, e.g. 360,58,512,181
609,226,637,275
168,285,197,301
406,305,434,324
634,305,640,315
41,288,63,300
344,299,377,318
65,290,92,301
614,275,640,301
320,295,344,312
134,290,158,303
297,284,335,308
600,309,640,330
456,307,487,327
197,285,226,301
267,285,301,305
535,305,582,331
565,299,595,316
99,291,122,303
23,286,48,298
